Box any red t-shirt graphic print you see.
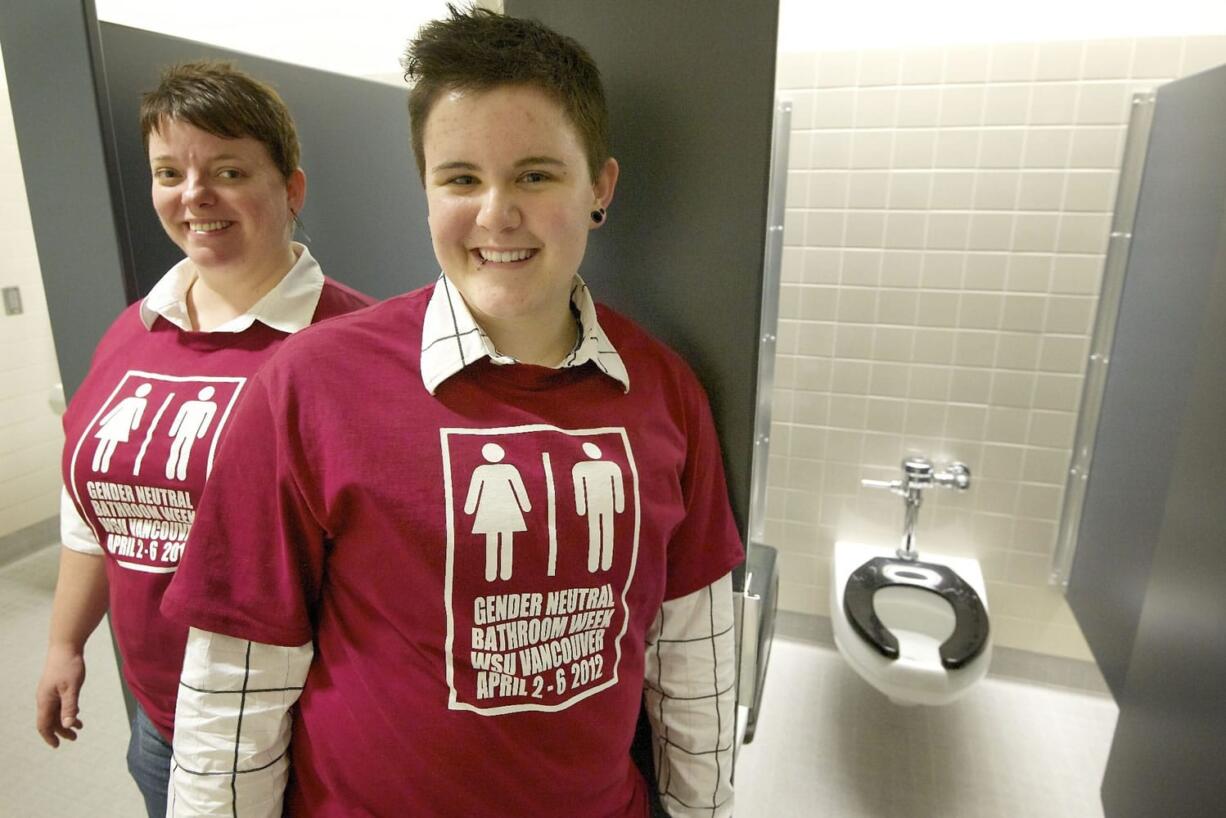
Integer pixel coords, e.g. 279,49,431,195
68,370,245,573
443,425,639,714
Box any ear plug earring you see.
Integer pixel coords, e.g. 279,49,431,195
591,208,606,224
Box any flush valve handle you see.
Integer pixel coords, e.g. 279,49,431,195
860,477,905,495
861,458,969,494
860,457,972,560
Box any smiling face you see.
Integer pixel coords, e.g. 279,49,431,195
422,85,617,354
148,118,305,279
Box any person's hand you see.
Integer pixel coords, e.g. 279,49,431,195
35,644,86,747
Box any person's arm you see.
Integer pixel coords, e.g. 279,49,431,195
160,369,325,816
168,628,312,817
644,572,736,818
35,546,109,747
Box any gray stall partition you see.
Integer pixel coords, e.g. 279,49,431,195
98,23,430,300
1066,65,1226,698
1065,65,1226,816
507,0,780,537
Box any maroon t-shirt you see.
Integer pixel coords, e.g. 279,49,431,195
162,286,744,817
61,279,372,739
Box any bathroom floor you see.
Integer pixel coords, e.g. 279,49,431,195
735,637,1119,818
0,545,1117,817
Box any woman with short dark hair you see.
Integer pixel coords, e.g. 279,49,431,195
35,61,371,818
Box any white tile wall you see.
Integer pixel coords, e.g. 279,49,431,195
0,45,65,540
769,35,1226,660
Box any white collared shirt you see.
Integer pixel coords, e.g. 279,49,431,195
63,243,329,554
419,273,631,394
139,242,325,334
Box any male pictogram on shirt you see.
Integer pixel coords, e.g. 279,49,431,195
463,442,533,581
165,386,218,481
572,442,625,573
92,383,152,473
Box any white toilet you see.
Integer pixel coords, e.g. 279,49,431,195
831,540,991,705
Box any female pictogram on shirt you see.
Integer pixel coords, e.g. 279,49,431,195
92,383,152,473
464,443,533,581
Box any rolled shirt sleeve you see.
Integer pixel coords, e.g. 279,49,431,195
644,572,736,818
168,627,312,817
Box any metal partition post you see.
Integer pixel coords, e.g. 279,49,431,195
746,99,790,547
736,98,790,755
1051,91,1156,588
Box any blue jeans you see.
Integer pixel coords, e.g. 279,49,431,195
127,703,172,818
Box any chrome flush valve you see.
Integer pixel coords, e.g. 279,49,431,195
861,457,972,560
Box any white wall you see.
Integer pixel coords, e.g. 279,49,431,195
778,0,1226,52
0,43,64,540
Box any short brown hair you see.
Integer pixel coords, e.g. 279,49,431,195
140,61,300,180
401,4,610,183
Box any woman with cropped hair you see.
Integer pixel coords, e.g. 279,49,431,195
35,60,371,817
164,8,741,817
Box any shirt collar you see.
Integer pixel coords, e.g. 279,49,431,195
420,273,630,395
139,242,325,334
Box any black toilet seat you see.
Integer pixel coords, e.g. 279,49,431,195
843,556,989,670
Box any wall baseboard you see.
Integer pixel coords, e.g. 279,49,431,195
775,610,1111,697
0,516,58,567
